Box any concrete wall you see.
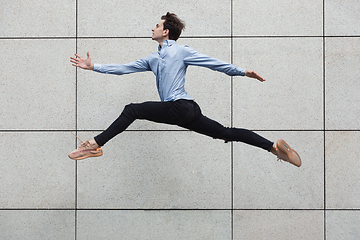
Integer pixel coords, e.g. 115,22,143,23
1,0,359,239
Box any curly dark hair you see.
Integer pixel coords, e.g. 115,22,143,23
161,12,185,41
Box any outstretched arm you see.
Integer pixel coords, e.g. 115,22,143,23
245,70,266,82
183,46,266,82
70,52,94,70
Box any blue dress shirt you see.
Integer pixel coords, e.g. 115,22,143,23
93,40,246,102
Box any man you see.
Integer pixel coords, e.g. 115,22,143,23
69,12,301,167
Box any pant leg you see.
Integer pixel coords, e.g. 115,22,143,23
94,100,197,146
181,101,274,152
95,99,273,151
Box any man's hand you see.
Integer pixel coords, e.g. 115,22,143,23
245,70,266,82
70,52,94,70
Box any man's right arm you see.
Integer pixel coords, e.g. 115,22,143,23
93,58,151,75
70,52,152,75
70,52,94,70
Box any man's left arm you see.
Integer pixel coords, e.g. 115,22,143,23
183,46,265,82
244,70,266,82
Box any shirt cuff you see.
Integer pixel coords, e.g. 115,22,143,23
93,63,100,72
237,67,246,76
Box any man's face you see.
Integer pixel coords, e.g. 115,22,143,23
152,20,167,42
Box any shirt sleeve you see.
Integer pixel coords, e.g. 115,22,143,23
183,46,246,76
93,57,151,75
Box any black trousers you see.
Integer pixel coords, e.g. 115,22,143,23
94,99,273,151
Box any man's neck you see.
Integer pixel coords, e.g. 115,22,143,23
157,38,170,48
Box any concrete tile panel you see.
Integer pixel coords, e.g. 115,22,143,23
233,131,324,209
0,39,76,130
78,0,231,37
233,0,323,36
326,210,360,239
325,37,360,130
77,210,231,240
0,132,75,208
325,0,360,36
233,38,323,130
77,131,231,209
233,210,324,239
0,0,75,37
325,131,360,209
77,38,232,130
0,210,75,240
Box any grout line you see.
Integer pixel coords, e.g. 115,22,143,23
323,0,327,238
75,0,79,239
231,1,234,239
1,129,360,132
5,208,357,211
1,35,359,40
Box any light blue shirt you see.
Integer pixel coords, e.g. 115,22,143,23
93,40,246,102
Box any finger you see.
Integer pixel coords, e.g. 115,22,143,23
74,53,81,58
87,52,90,58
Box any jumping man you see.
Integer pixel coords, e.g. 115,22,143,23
69,12,301,167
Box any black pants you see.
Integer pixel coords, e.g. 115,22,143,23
94,99,273,151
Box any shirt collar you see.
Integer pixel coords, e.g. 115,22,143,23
158,40,176,51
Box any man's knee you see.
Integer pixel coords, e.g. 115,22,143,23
213,127,235,142
122,103,137,118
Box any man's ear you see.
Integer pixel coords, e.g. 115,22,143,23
163,29,169,37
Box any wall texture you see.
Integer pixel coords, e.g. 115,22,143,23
1,0,359,239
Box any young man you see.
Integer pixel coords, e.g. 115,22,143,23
69,12,301,167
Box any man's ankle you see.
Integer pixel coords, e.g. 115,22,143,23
89,139,100,148
270,144,278,156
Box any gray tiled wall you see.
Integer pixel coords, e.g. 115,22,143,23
1,0,359,239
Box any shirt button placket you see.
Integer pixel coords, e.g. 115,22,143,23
158,55,163,81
